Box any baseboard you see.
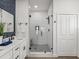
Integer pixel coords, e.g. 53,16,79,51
28,52,58,57
53,53,58,57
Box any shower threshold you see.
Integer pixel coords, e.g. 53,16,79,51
30,44,52,53
29,52,53,57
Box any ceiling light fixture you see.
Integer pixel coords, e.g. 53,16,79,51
34,5,38,8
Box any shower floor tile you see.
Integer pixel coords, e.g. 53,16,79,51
30,44,51,52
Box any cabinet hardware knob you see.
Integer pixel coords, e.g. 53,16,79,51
15,55,19,59
8,23,12,25
23,46,26,50
15,47,19,50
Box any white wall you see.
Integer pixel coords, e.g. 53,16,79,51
53,0,79,14
30,11,49,45
16,0,29,38
16,0,29,56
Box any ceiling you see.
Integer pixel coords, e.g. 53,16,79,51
29,0,52,11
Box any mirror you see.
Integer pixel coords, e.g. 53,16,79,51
0,8,15,37
0,0,15,37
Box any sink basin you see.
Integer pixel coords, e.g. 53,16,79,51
0,41,12,46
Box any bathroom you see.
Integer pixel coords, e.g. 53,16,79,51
0,0,79,59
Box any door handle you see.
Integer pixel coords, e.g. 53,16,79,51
15,55,19,59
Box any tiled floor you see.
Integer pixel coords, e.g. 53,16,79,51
26,57,78,59
30,44,51,52
28,45,78,59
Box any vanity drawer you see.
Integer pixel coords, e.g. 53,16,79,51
20,41,26,59
13,45,20,54
13,52,20,59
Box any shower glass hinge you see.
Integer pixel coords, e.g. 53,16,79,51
44,51,46,53
51,48,53,50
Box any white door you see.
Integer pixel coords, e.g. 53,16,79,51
57,14,77,56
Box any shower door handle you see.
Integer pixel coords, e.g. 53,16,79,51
25,23,28,25
41,31,43,36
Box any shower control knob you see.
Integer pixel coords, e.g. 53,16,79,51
54,21,56,23
48,29,50,31
25,23,28,25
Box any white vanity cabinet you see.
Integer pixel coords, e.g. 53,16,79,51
12,40,27,59
20,41,26,59
0,50,12,59
13,45,20,59
0,40,27,59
